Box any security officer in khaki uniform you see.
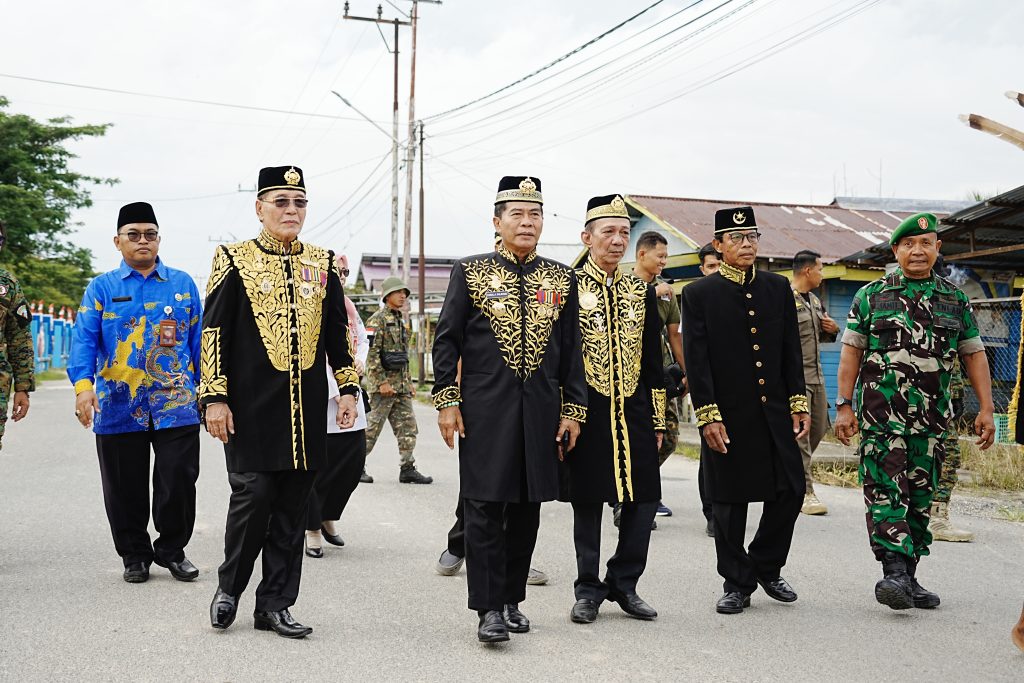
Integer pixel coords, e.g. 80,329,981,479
0,221,33,448
790,250,838,515
364,276,432,484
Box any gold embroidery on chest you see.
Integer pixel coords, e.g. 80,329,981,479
578,275,646,398
463,258,570,378
206,247,232,296
228,241,328,372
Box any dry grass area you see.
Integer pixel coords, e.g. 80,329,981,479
811,461,860,488
960,441,1024,492
676,443,701,461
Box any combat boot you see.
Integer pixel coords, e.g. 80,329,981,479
928,501,974,542
399,465,433,484
874,551,914,610
905,557,940,609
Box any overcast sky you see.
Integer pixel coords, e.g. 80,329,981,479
2,0,1021,287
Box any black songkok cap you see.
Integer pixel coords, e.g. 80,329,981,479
258,166,306,195
585,194,629,225
714,206,756,234
495,176,543,205
117,202,158,229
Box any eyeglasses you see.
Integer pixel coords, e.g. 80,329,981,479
724,231,761,245
260,197,309,209
340,268,350,277
119,230,160,242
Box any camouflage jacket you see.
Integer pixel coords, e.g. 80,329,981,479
0,269,35,393
364,306,412,396
842,268,983,435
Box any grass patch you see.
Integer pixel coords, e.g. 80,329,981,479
37,369,68,383
675,443,701,461
997,505,1024,523
959,441,1024,492
811,461,860,488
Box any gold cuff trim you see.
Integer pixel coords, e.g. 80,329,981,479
789,394,809,414
695,403,723,428
433,385,462,410
651,388,667,431
585,195,629,223
334,366,360,391
74,379,94,394
561,402,587,424
198,327,228,400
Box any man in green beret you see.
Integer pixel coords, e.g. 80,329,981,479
363,276,432,484
835,212,996,610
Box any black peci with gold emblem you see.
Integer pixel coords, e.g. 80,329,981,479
680,255,807,503
563,254,665,504
199,225,359,473
431,241,588,503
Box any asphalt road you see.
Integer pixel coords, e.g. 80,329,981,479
1,381,1022,682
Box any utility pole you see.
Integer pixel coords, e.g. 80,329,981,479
417,120,426,385
401,0,441,284
343,2,409,276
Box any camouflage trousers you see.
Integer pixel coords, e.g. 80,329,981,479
0,388,8,451
658,397,680,465
364,393,418,467
933,430,962,505
859,431,945,561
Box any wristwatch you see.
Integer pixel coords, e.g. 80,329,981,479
835,395,852,409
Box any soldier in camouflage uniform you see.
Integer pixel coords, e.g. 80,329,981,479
0,221,34,447
835,212,996,611
929,358,974,541
364,276,432,484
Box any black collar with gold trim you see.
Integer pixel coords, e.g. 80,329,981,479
718,261,756,286
256,228,303,255
497,242,537,265
581,254,622,286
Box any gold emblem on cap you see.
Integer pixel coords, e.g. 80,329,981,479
519,177,537,193
917,216,929,230
284,167,301,186
611,195,626,212
733,211,747,225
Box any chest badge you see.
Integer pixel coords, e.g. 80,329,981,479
261,277,273,294
579,291,599,311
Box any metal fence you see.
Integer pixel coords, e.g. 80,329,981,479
962,297,1021,440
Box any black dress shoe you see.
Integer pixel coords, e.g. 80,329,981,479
123,562,150,583
608,591,658,620
360,469,374,484
503,603,530,633
321,524,345,547
304,542,323,559
570,599,599,624
477,610,509,643
210,588,238,629
253,609,313,638
154,557,199,582
716,591,751,614
757,576,798,603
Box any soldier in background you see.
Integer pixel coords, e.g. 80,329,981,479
790,250,839,516
363,277,432,484
631,230,682,520
0,220,33,448
835,212,995,611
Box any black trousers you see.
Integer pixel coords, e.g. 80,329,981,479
218,469,316,612
712,488,802,595
306,431,367,530
446,497,466,557
572,501,657,602
698,456,712,521
463,498,540,612
95,424,200,567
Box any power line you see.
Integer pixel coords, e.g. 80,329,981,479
0,72,392,124
423,0,670,122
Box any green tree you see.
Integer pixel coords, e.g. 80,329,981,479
0,96,116,307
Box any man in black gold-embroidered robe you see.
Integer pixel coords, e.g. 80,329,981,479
564,195,666,625
431,175,587,643
680,206,809,616
200,166,359,638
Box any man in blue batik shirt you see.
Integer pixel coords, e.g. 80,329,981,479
68,202,203,585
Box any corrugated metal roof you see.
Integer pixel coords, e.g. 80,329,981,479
933,184,1024,269
625,195,943,263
